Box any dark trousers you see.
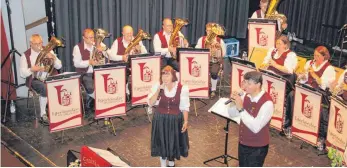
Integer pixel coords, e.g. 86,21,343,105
210,62,221,80
284,90,294,128
162,56,180,72
82,73,94,94
319,96,330,139
31,79,47,97
238,143,269,167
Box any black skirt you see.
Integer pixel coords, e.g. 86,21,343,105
151,112,189,160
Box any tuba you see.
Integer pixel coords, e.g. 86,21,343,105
205,23,225,63
265,0,287,38
124,29,151,56
34,36,64,81
169,18,189,59
90,28,110,65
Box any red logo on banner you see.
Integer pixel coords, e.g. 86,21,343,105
187,57,201,77
267,81,278,104
334,106,344,134
300,93,313,118
237,69,244,87
101,74,117,94
138,63,153,82
54,85,72,106
255,28,268,46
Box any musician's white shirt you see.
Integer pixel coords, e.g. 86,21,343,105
147,81,190,112
73,42,113,73
300,60,336,90
20,48,62,78
153,31,186,58
228,90,274,134
107,37,148,61
251,10,265,19
263,47,298,74
195,37,227,57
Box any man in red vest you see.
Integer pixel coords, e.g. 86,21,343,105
20,34,62,126
228,71,274,167
153,18,188,72
195,23,226,98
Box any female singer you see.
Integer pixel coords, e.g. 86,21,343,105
147,65,190,167
298,45,336,151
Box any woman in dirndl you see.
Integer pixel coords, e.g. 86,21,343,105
148,65,190,167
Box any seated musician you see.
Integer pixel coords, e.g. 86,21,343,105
195,23,226,98
298,45,336,151
20,34,62,126
153,18,189,72
73,28,118,112
260,35,298,138
331,68,347,102
108,25,148,100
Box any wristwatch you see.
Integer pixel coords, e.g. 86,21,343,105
238,108,245,113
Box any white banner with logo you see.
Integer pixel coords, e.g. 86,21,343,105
230,62,256,96
46,76,82,132
326,97,347,163
180,51,210,98
248,22,276,56
131,56,161,105
292,84,322,146
262,73,286,130
94,66,127,119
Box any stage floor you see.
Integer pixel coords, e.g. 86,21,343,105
1,93,330,167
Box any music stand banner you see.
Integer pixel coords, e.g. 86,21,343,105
46,76,82,132
131,56,161,105
81,146,112,167
248,22,276,57
326,97,347,164
230,62,256,96
292,85,322,146
262,73,286,130
180,51,210,98
94,67,126,119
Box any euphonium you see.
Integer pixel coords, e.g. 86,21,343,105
90,28,110,65
124,29,151,56
265,0,287,38
332,82,347,96
34,36,64,81
205,23,225,63
169,18,189,59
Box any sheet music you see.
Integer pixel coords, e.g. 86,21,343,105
208,98,241,124
89,147,130,167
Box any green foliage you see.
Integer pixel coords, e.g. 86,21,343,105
327,147,344,167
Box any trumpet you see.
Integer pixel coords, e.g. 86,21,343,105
296,60,316,83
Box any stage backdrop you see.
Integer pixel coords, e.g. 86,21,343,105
54,0,249,72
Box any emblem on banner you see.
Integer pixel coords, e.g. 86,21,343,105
255,28,268,46
334,106,344,134
266,81,278,104
138,63,153,82
101,74,117,94
54,85,72,106
187,57,201,77
237,69,244,87
300,93,313,118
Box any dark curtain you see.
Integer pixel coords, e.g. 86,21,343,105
278,0,347,46
54,0,249,72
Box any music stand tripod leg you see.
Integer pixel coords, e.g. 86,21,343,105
193,99,198,116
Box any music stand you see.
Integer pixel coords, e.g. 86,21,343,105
204,98,238,166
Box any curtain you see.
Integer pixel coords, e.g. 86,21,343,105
54,0,249,72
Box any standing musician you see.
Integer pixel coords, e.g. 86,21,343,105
298,46,336,151
73,28,117,111
153,18,189,72
20,34,62,126
260,35,297,138
331,68,347,102
195,23,226,98
228,71,274,167
108,25,148,99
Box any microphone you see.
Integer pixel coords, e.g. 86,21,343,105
338,24,347,32
224,92,244,105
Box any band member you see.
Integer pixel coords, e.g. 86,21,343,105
261,35,297,138
298,46,336,151
20,34,62,126
108,25,148,98
153,18,189,72
148,65,190,167
228,71,274,167
73,28,115,111
195,23,226,98
331,68,347,101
